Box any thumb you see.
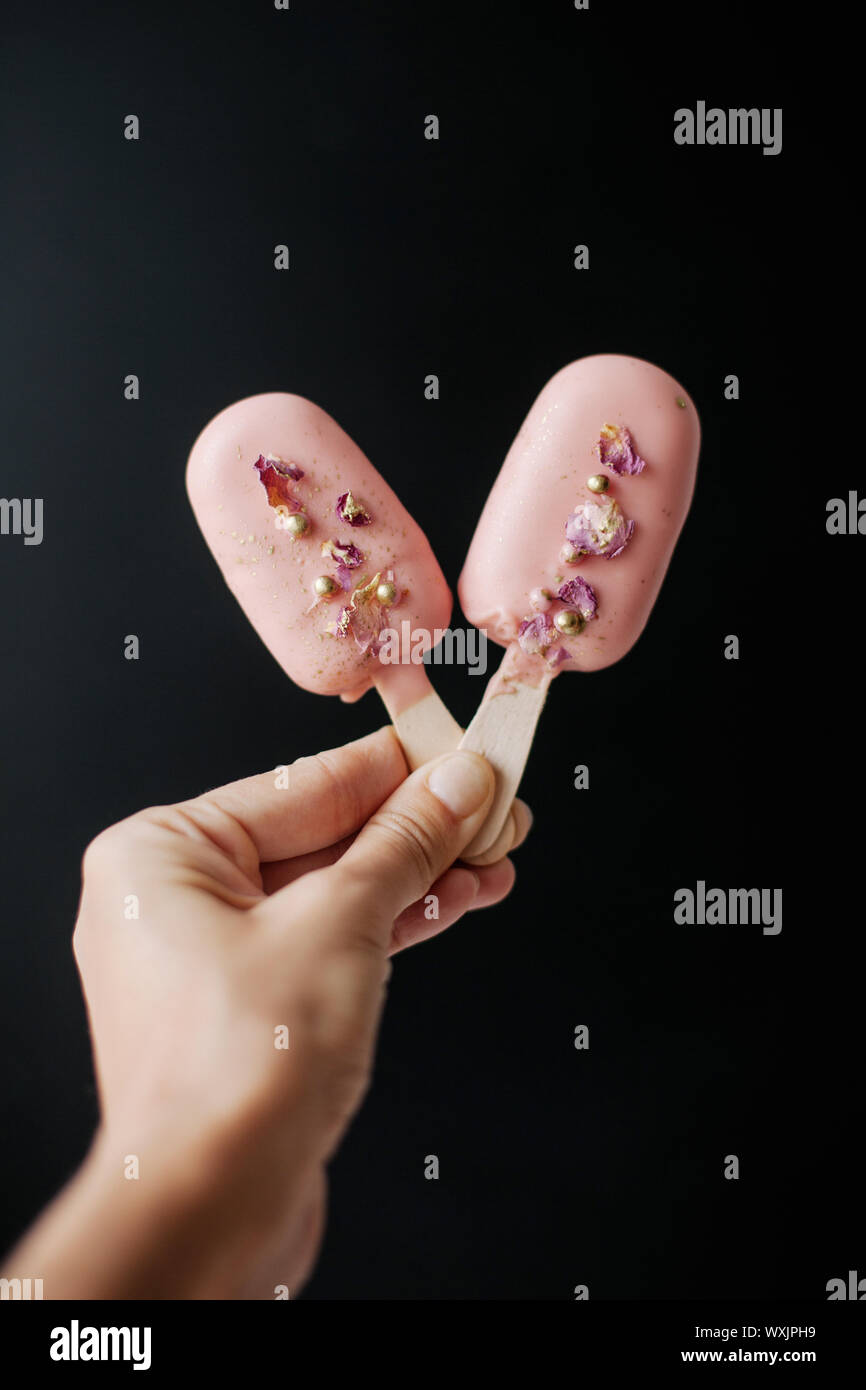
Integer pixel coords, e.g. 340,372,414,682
331,750,495,930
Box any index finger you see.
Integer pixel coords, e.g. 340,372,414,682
184,726,408,863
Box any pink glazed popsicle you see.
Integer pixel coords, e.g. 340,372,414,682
457,354,701,855
186,393,463,768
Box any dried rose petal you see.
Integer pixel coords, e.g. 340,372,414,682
257,454,304,480
517,611,559,656
321,538,364,588
327,573,389,653
557,576,598,621
335,491,372,526
321,538,364,568
565,496,635,559
345,576,387,651
254,455,305,511
326,606,353,638
546,646,573,670
597,424,647,476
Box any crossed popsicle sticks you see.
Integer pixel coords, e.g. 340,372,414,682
187,354,700,862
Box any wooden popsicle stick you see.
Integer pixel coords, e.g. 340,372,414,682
457,647,552,858
374,660,527,868
373,662,463,771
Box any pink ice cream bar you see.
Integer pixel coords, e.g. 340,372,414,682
457,354,701,854
459,354,700,676
186,393,462,768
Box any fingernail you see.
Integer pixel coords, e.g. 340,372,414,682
427,752,492,818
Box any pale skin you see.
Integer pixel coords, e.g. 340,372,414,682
1,728,530,1299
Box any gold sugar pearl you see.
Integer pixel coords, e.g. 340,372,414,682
314,575,338,597
376,580,397,605
286,513,309,537
555,609,584,635
587,474,609,493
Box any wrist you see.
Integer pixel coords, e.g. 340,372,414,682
81,1126,247,1298
84,1115,310,1299
3,1127,246,1299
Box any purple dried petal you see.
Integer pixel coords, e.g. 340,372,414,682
557,576,598,621
326,606,353,638
335,491,373,526
321,538,364,568
255,454,305,481
254,456,305,511
517,611,558,656
322,538,364,590
546,646,573,670
597,424,647,476
606,519,635,558
565,497,635,559
345,577,386,651
326,573,389,653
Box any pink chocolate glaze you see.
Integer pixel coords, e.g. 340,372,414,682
187,393,452,699
458,354,700,679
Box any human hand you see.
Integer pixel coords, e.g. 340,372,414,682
4,728,529,1299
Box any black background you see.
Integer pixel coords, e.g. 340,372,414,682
0,0,856,1302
